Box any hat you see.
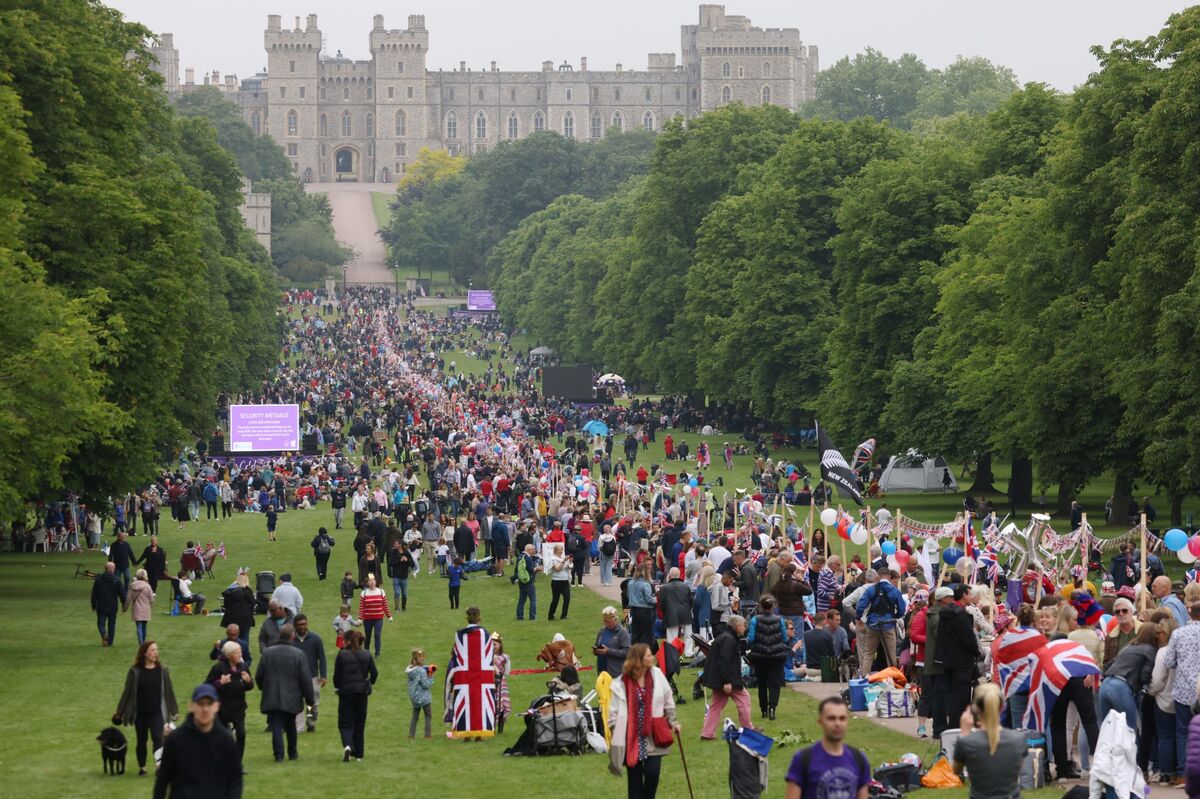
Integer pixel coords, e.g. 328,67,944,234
1070,591,1105,628
191,683,219,703
912,589,929,605
1116,585,1137,601
1101,580,1115,596
934,587,954,601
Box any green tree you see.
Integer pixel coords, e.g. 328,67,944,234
912,56,1019,119
804,49,929,127
174,86,291,180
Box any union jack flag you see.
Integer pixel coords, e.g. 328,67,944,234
1023,640,1100,731
977,545,999,583
446,626,496,738
1188,567,1200,585
995,627,1046,699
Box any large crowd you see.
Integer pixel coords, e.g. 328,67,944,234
24,286,1200,798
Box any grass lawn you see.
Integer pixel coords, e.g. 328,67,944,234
0,508,1062,799
370,191,393,229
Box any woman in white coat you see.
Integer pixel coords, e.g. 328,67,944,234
608,644,681,799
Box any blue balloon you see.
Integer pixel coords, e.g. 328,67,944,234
785,465,796,476
1165,528,1189,552
688,478,698,488
881,541,897,556
942,547,964,566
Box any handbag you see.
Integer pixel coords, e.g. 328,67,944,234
650,716,674,747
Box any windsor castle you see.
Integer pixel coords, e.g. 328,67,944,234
151,5,819,184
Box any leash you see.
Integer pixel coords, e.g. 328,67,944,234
676,730,695,799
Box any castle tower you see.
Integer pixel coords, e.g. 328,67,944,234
149,32,180,95
369,14,431,181
265,14,322,180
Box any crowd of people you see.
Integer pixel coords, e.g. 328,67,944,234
44,285,1200,798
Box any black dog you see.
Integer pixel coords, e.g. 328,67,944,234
97,726,127,775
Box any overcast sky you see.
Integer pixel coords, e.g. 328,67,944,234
108,0,1191,91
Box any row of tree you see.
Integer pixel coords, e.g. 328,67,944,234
0,0,282,516
174,87,352,283
483,8,1200,522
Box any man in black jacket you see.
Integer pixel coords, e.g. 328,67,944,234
91,562,126,647
933,584,980,734
109,531,136,589
153,684,242,799
256,624,314,762
700,615,752,739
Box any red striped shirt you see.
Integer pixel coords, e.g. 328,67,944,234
358,589,391,620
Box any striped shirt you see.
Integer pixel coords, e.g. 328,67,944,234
358,588,392,621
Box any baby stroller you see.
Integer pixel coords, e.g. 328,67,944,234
502,685,593,756
254,570,275,614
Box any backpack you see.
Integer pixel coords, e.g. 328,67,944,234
517,555,531,585
865,584,900,627
415,499,429,516
317,536,331,555
601,537,617,557
568,532,586,557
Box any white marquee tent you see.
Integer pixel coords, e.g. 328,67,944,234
878,452,958,493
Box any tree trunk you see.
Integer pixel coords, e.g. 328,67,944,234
964,451,998,496
1111,471,1134,531
1055,479,1073,518
1171,494,1183,527
1008,455,1033,510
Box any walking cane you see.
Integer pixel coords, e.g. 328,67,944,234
676,730,695,799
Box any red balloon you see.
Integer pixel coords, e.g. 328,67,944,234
895,550,911,568
837,515,851,541
1189,536,1200,558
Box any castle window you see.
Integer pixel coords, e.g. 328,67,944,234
343,87,350,99
407,86,414,99
590,113,602,139
289,60,295,73
367,88,373,100
398,62,405,74
320,87,326,99
300,86,307,99
251,111,261,136
762,61,772,78
534,111,545,132
536,88,542,101
366,114,374,137
478,89,484,101
287,109,298,136
446,112,458,139
566,88,573,101
642,111,654,131
563,111,574,139
388,86,395,99
395,142,406,156
722,85,731,103
675,88,681,100
737,65,745,78
691,88,698,100
511,89,516,101
367,142,374,156
615,88,621,100
321,144,326,156
761,85,771,105
475,111,487,139
722,62,731,78
611,111,623,132
319,114,327,137
280,86,287,98
593,87,599,100
645,88,652,101
342,111,352,136
287,143,297,156
395,110,406,136
448,88,455,101
507,112,519,139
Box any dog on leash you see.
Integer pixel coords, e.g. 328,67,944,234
97,726,127,774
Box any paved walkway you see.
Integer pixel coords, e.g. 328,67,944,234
306,182,392,285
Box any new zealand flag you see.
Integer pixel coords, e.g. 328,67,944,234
815,422,864,506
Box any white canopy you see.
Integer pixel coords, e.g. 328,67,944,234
878,452,958,493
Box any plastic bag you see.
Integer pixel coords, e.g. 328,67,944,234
919,756,962,789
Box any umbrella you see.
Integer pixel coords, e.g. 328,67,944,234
582,420,609,437
596,373,625,385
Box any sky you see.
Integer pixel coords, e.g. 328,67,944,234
107,0,1193,91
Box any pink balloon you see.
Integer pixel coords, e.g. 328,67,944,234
1189,536,1200,558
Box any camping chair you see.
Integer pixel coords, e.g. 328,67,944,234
169,578,195,615
74,564,97,579
180,551,203,580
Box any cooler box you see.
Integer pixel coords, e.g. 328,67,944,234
848,678,869,711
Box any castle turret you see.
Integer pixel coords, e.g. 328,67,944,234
265,13,322,177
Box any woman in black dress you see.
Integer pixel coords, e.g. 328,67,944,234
333,629,378,761
115,641,179,776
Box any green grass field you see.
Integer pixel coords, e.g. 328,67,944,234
0,508,1064,799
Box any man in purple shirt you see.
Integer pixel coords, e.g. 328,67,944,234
785,696,870,799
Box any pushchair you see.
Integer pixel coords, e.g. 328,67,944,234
502,686,594,756
254,570,275,614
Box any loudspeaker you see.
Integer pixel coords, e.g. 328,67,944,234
210,436,225,454
302,433,319,453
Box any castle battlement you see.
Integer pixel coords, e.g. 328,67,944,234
152,6,817,184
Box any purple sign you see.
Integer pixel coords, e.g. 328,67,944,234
467,290,496,312
228,404,300,452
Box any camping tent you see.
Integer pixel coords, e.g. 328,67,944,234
878,452,958,493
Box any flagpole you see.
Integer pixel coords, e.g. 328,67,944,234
807,497,815,562
1139,512,1148,613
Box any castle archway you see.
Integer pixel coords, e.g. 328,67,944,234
334,146,359,182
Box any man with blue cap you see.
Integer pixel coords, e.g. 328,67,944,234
153,684,243,797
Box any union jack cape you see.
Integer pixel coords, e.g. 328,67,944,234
1023,639,1100,731
995,627,1046,700
445,625,496,738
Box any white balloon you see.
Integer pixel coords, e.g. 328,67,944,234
886,554,900,573
955,556,976,579
1179,545,1198,565
850,523,869,546
820,508,838,527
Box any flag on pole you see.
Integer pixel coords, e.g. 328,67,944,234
815,421,864,506
1023,640,1100,730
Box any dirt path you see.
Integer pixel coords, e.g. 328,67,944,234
306,182,392,285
